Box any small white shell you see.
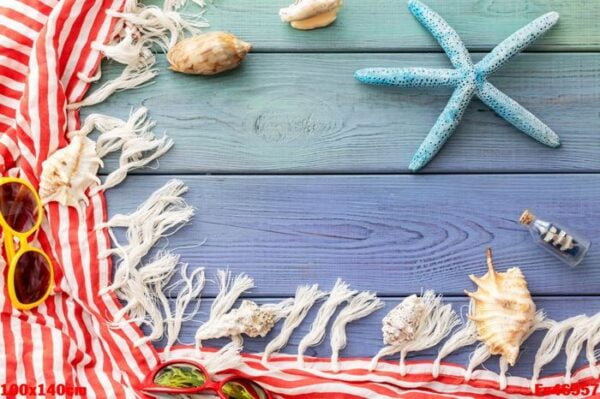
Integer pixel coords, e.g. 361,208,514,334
279,0,342,30
167,32,252,76
40,135,103,210
382,294,427,346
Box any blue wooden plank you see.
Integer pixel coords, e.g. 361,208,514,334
86,53,600,174
150,296,598,380
106,174,600,296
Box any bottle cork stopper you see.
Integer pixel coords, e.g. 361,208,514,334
519,209,535,225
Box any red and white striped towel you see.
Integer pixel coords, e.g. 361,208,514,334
1,1,599,398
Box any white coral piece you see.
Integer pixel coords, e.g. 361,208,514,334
40,136,103,211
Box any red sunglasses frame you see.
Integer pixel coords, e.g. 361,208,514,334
139,359,273,399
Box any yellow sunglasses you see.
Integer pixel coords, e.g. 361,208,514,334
0,177,53,310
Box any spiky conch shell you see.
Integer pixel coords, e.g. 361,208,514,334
167,32,252,76
40,135,103,210
465,248,536,366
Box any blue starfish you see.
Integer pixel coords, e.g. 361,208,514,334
355,0,561,172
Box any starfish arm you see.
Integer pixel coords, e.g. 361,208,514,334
407,0,472,70
477,81,560,147
409,83,476,171
355,67,461,88
476,12,559,77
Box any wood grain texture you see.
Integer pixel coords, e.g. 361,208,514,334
86,53,600,174
106,174,600,297
149,297,597,378
145,0,600,52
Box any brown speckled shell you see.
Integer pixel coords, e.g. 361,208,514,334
465,249,536,366
167,32,251,76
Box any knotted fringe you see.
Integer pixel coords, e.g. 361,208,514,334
530,315,587,390
496,312,547,390
370,291,459,374
70,107,173,193
330,291,384,373
432,320,477,378
195,271,255,349
99,179,194,293
110,250,178,345
201,343,244,375
297,279,356,367
163,265,206,356
69,0,208,109
262,285,326,365
586,315,600,378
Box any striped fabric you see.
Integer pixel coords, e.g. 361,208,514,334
0,0,159,397
1,1,598,399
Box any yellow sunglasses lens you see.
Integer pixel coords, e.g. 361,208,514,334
0,181,39,233
14,250,52,305
221,379,268,399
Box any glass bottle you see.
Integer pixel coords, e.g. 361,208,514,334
519,210,591,267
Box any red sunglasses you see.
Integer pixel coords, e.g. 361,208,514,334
139,359,272,399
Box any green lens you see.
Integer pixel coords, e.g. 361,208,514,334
153,364,206,388
221,379,268,399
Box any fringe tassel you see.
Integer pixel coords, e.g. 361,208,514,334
330,291,384,373
464,344,490,381
99,179,193,293
297,279,356,367
202,343,244,375
432,320,477,378
70,107,173,192
369,291,459,374
69,0,208,109
195,271,255,349
565,316,593,383
163,265,206,356
110,251,179,346
586,314,600,378
531,315,586,390
262,284,326,365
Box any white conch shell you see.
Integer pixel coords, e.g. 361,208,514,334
167,32,252,75
382,294,427,346
279,0,342,30
465,248,536,366
40,135,103,210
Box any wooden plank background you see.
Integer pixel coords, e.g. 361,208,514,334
87,0,600,384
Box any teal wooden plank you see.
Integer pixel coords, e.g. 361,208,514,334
153,296,597,379
106,174,600,297
86,53,600,174
145,0,600,52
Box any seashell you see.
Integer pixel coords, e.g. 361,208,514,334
382,294,427,346
465,248,536,366
279,0,342,30
167,32,252,75
40,135,103,210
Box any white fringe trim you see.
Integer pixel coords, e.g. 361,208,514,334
297,279,356,367
330,291,384,373
262,284,326,365
99,179,193,293
69,0,208,109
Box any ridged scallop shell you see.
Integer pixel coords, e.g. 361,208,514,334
279,0,342,30
167,32,252,76
465,248,536,366
40,135,103,209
